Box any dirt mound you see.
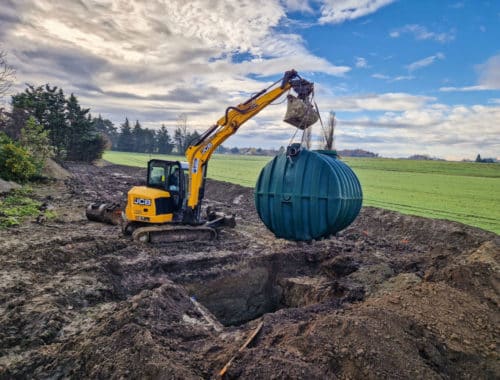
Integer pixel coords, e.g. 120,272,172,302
0,178,21,194
0,162,498,379
41,158,72,180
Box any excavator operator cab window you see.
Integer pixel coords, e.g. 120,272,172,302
147,160,182,192
148,165,166,188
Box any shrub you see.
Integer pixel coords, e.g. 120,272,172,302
0,136,37,182
0,188,42,228
70,133,107,162
19,116,54,172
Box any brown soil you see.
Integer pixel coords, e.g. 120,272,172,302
0,162,498,379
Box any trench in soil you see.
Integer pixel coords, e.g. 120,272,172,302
179,254,347,326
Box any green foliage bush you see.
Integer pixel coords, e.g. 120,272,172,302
0,188,42,228
0,132,11,145
0,133,37,182
20,116,54,172
67,133,106,162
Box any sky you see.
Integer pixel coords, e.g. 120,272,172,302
1,0,499,160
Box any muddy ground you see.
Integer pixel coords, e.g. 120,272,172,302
0,162,498,379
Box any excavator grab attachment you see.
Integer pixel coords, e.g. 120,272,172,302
283,95,319,129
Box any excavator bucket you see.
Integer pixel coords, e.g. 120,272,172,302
86,203,122,225
206,209,236,229
283,95,319,130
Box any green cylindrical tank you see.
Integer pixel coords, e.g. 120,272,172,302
254,144,362,241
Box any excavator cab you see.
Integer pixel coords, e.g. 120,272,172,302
146,159,189,213
122,159,189,228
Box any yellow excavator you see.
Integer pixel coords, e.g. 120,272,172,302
86,69,319,243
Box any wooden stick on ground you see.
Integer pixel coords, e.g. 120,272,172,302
218,321,264,378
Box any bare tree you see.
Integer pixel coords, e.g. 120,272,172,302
301,126,312,149
177,113,188,137
174,113,189,153
324,111,336,150
0,49,15,99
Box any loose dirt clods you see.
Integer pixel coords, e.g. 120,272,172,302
0,162,498,379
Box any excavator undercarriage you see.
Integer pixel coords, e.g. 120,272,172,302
126,208,235,243
86,203,235,243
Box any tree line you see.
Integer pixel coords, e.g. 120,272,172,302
1,84,106,162
0,82,205,182
98,114,201,155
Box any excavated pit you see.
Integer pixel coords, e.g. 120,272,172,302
180,254,356,326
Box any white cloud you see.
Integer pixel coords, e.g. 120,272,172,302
2,0,350,128
355,57,368,68
1,0,498,160
389,24,455,43
372,73,414,82
282,0,314,13
439,54,500,92
439,85,491,92
407,53,445,72
323,92,435,112
334,103,500,159
450,2,465,9
477,54,500,88
372,73,390,79
392,75,415,81
319,0,394,24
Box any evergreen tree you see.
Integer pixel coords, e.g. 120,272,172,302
19,116,53,172
93,115,117,149
66,93,93,160
156,125,174,154
143,128,156,153
10,84,104,161
44,87,67,157
186,130,201,149
131,120,145,152
173,113,189,154
117,118,133,152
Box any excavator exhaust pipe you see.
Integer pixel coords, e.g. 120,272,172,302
86,203,122,225
283,95,319,130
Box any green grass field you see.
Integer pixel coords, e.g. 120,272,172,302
103,151,500,234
